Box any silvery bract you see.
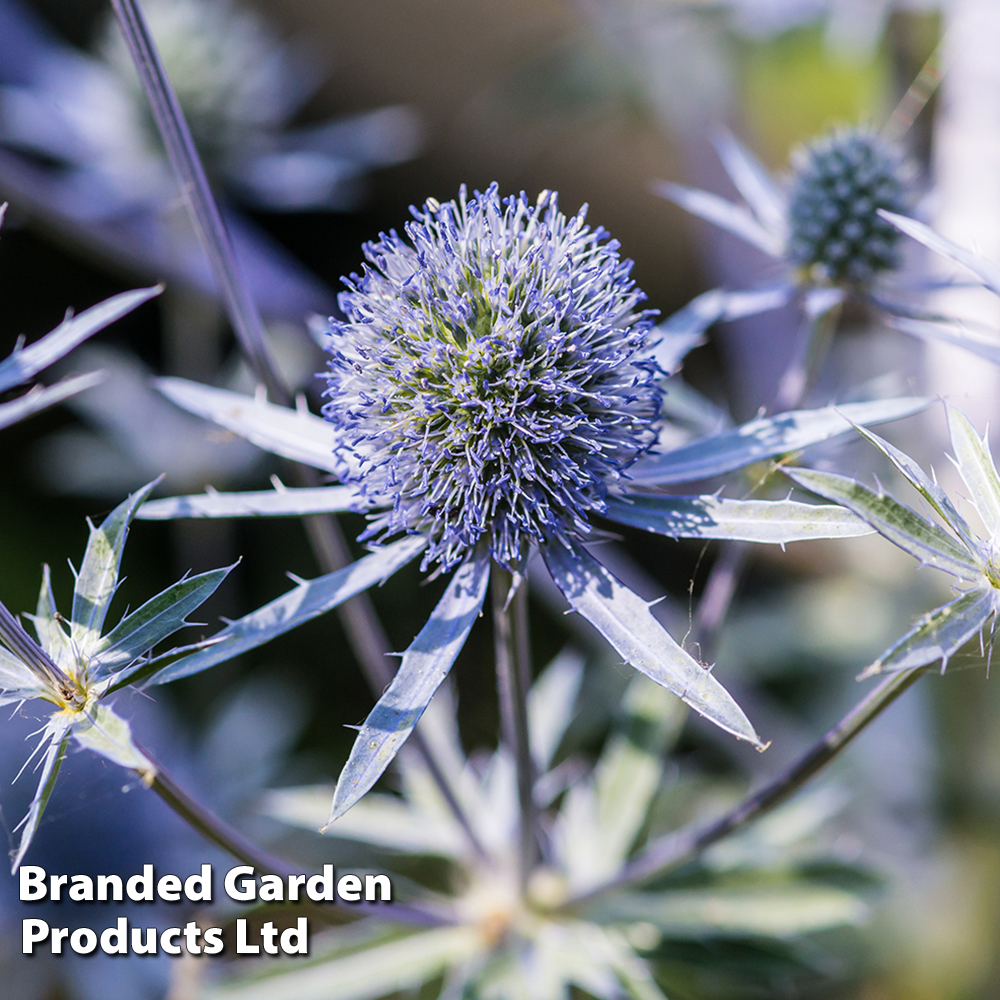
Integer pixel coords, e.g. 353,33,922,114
143,185,928,822
247,662,868,1000
0,481,233,871
788,405,1000,676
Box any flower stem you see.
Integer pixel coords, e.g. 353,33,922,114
110,0,485,859
560,665,925,909
492,568,537,889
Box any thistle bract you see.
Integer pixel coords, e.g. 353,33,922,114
322,185,661,570
785,128,911,285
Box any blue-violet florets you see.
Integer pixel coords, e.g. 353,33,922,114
322,185,661,571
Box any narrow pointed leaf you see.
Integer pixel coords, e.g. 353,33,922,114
157,378,349,475
947,405,1000,537
0,286,160,393
11,723,70,873
865,588,994,676
881,210,1000,296
713,130,787,236
630,397,929,485
329,546,490,824
786,468,981,581
265,786,466,857
594,885,868,938
654,181,783,257
90,565,234,676
848,420,978,550
138,485,367,520
30,565,73,670
543,539,764,749
206,926,481,1000
0,372,105,431
594,676,686,877
72,704,156,773
650,286,793,376
0,646,45,704
70,479,160,652
527,649,585,772
659,377,729,436
604,494,873,543
648,289,725,374
892,316,1000,367
150,536,427,685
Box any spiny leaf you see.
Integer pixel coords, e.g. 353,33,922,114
946,405,1000,538
862,588,995,677
891,315,1000,368
11,721,71,873
786,467,981,581
0,287,160,394
72,704,155,773
604,494,872,544
630,397,929,485
542,539,764,749
0,372,105,432
138,485,368,520
70,479,161,655
157,378,349,475
328,546,490,825
90,565,234,676
149,536,427,685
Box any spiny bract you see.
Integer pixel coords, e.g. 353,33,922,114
785,127,912,285
322,184,661,571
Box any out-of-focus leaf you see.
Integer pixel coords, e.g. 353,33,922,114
90,565,234,676
881,210,1000,296
150,535,427,685
654,181,783,257
206,926,481,1000
713,129,787,236
542,539,764,749
72,704,155,773
659,377,728,437
0,371,104,431
527,648,584,772
596,925,671,1000
946,405,1000,537
892,315,1000,368
630,397,929,485
329,546,490,824
70,479,160,653
0,286,159,393
593,676,686,878
138,485,367,519
650,286,793,376
265,786,466,858
156,377,350,475
604,494,873,543
594,885,868,939
11,720,70,873
862,588,995,677
786,468,982,581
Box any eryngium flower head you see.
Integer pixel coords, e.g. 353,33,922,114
322,184,661,570
785,127,912,285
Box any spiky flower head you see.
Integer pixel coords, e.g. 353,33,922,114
785,127,912,286
322,184,661,571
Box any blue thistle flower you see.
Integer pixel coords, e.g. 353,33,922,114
321,184,662,571
785,127,912,285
